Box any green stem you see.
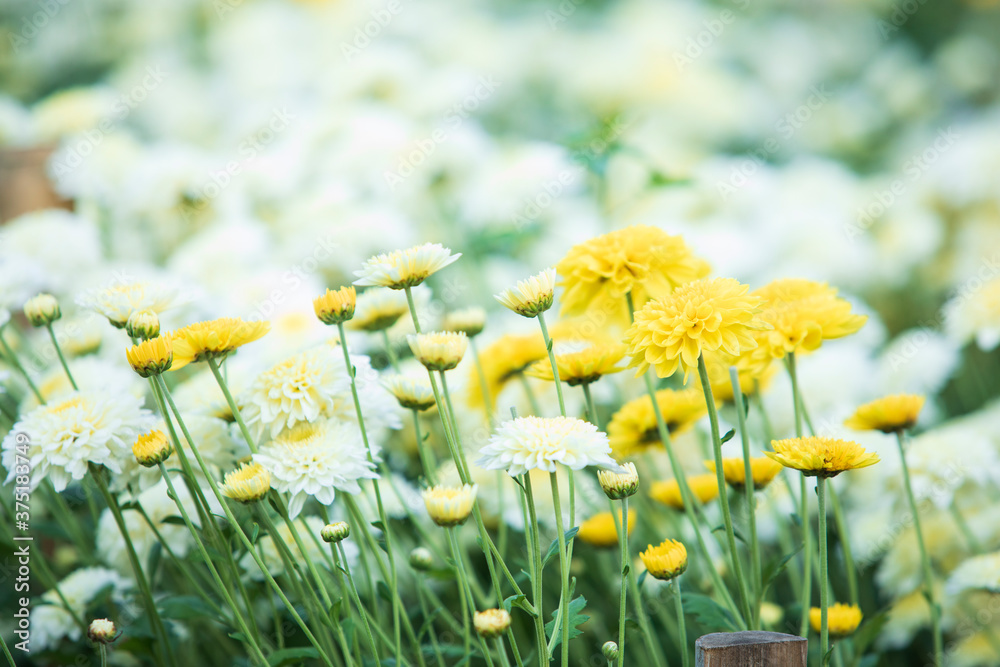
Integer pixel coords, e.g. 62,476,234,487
157,463,269,666
819,476,830,665
628,567,667,667
381,329,400,371
582,383,599,428
471,338,495,427
616,497,629,667
787,353,812,638
1,634,16,667
0,331,44,403
897,430,942,667
674,578,689,667
99,644,107,667
412,408,438,484
523,473,550,664
698,356,752,627
46,324,77,390
550,472,570,667
335,542,381,663
829,486,859,607
536,311,566,417
207,357,258,453
729,367,762,629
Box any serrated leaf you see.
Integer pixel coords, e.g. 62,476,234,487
544,595,589,649
267,647,321,666
683,593,738,632
720,429,736,445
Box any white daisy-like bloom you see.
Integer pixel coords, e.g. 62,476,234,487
2,391,153,491
241,515,359,580
76,280,184,328
477,416,619,477
494,267,557,318
97,477,201,575
877,588,932,650
353,242,462,289
947,552,1000,596
349,287,411,332
30,567,130,651
945,275,1000,351
253,419,378,518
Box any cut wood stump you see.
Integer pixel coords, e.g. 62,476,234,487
695,631,807,666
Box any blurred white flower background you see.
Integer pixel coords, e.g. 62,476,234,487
3,0,1000,665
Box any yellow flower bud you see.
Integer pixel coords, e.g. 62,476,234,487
24,293,61,327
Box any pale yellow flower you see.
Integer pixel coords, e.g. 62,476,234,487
598,462,639,499
354,242,461,289
495,268,556,318
473,609,511,639
125,336,173,377
844,394,925,433
313,286,356,325
443,307,486,338
525,343,625,386
422,484,478,527
220,462,271,503
24,293,61,327
408,332,468,371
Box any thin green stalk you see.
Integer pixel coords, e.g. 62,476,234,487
0,331,44,403
616,497,629,667
674,579,689,667
382,329,400,370
89,465,175,667
787,353,812,638
897,430,942,667
157,463,269,666
536,311,566,417
951,503,982,554
582,383,599,428
99,644,107,667
335,542,381,663
412,408,438,484
470,338,495,427
628,566,667,667
729,367,762,628
335,322,402,667
207,357,258,453
45,323,77,390
523,473,550,664
518,373,542,416
155,375,336,667
2,634,16,667
829,486,859,606
550,472,571,667
698,356,752,627
818,476,830,665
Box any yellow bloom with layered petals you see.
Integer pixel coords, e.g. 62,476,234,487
353,243,461,289
557,226,710,326
495,268,556,318
844,394,925,433
810,603,862,636
525,343,625,386
408,332,468,371
126,336,173,377
625,278,769,381
608,388,707,458
766,436,880,478
422,484,478,527
221,462,271,503
704,457,784,490
650,474,719,510
168,318,270,370
313,286,356,325
577,509,636,548
640,539,688,580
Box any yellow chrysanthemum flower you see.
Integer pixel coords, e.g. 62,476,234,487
704,457,784,490
353,242,461,289
810,603,862,636
422,484,478,527
556,226,710,326
125,336,173,377
473,609,512,639
168,318,270,371
766,436,880,478
525,343,626,386
650,474,720,510
408,331,468,371
740,279,867,375
625,278,769,382
313,286,356,325
495,268,557,318
348,288,409,332
598,461,639,499
132,430,172,467
220,462,271,503
844,394,925,433
608,388,707,459
640,539,688,580
577,509,636,548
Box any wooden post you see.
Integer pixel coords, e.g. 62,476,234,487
696,631,807,666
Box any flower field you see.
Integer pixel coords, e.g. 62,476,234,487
2,0,1000,666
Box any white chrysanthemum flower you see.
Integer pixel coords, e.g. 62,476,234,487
76,281,184,328
494,267,557,318
30,567,130,651
477,416,619,476
947,552,1000,596
23,355,145,412
2,391,153,491
945,275,1000,351
349,288,410,332
253,419,378,518
0,210,101,294
353,242,461,289
241,515,359,580
97,477,202,575
877,588,932,650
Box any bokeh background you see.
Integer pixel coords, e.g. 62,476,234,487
3,0,1000,664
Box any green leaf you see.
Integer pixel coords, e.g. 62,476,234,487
720,429,736,445
637,569,649,587
146,541,162,581
683,593,738,632
267,647,321,666
761,546,803,598
852,610,889,656
159,515,188,526
251,522,260,544
542,528,580,568
371,520,385,531
159,595,217,621
712,524,748,546
544,595,589,649
377,581,393,603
